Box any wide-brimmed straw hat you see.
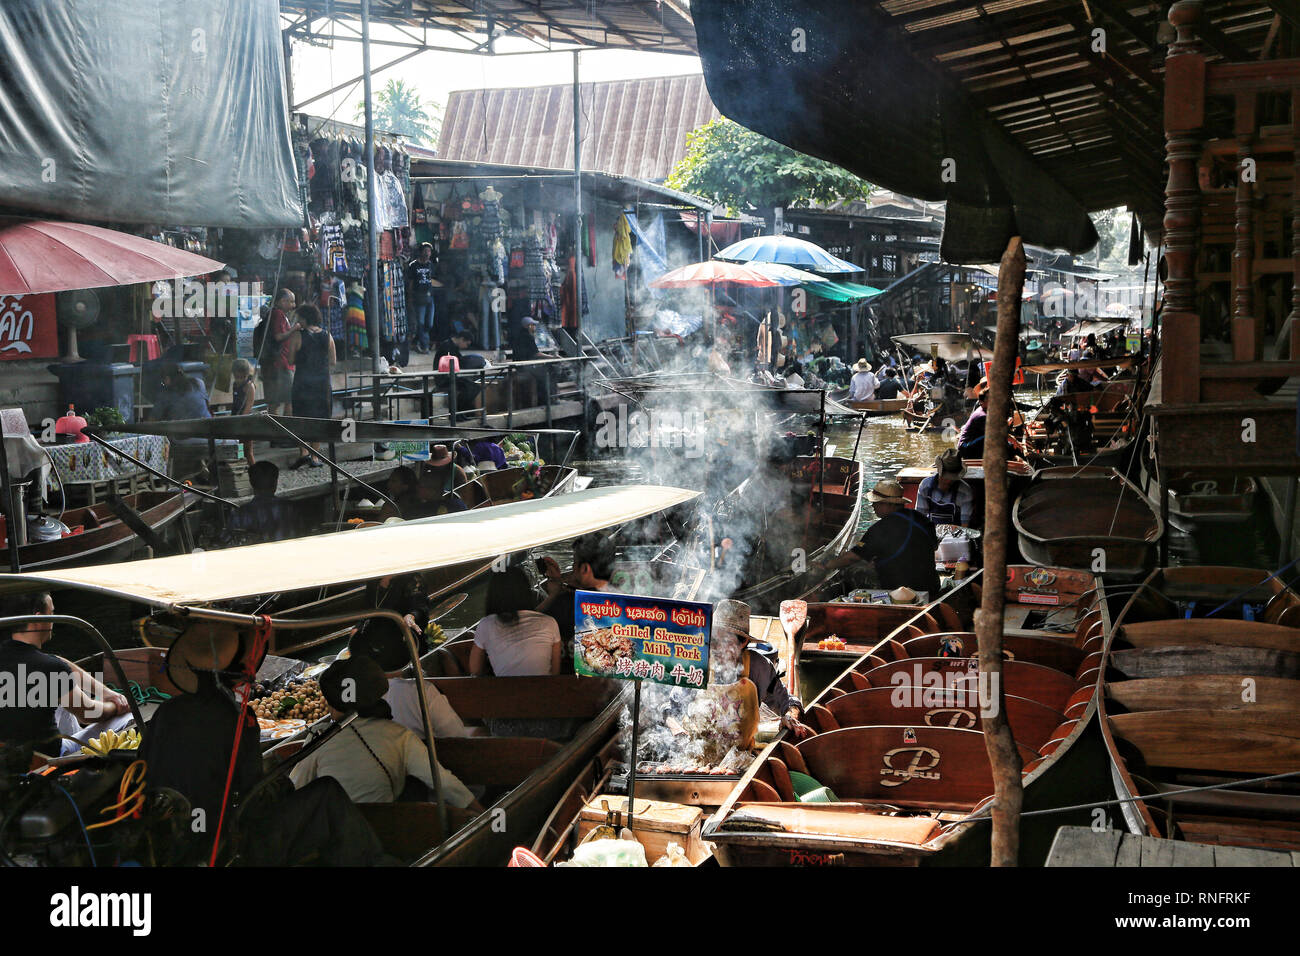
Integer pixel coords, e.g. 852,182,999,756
889,586,920,605
867,479,909,505
713,599,751,640
164,620,264,695
854,358,871,372
935,449,967,477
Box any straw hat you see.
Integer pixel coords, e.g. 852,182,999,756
889,586,920,605
934,448,967,477
165,621,263,695
867,479,909,505
713,599,752,641
854,358,871,372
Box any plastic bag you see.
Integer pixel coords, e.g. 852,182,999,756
652,842,692,867
563,838,647,867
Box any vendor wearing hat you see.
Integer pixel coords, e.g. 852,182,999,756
412,445,468,517
815,479,941,597
714,599,813,741
848,358,879,402
916,449,976,527
290,655,480,809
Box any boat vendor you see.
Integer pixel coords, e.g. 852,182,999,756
378,465,421,520
291,655,481,810
229,460,301,543
915,449,976,527
348,617,483,739
956,381,1028,461
848,358,879,402
358,573,431,649
411,445,468,517
536,532,616,650
139,616,394,865
813,479,942,597
0,591,132,756
713,599,812,741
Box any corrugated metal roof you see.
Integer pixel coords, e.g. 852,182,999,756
437,74,719,181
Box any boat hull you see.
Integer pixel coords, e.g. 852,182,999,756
16,491,188,571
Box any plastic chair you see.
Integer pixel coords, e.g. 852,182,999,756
126,334,162,362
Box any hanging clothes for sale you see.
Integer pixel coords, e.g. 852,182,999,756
345,283,368,353
319,223,347,274
321,275,346,340
612,213,632,278
379,261,408,341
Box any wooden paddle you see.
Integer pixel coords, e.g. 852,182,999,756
427,591,469,623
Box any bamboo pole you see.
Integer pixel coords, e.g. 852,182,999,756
978,236,1026,866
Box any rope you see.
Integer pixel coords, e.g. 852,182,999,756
1203,559,1300,618
947,769,1300,827
51,782,97,867
207,614,273,867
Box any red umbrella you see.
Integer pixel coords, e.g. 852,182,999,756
649,259,784,289
0,218,225,295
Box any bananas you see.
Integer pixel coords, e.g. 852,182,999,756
80,727,141,757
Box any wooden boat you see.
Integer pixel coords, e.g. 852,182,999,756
269,463,578,654
1098,566,1300,852
1013,466,1161,578
1164,473,1257,532
0,484,698,868
15,491,188,571
649,455,864,614
827,389,908,416
902,399,969,434
1022,378,1142,471
704,565,1104,865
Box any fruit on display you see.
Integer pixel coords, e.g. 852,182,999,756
80,728,141,756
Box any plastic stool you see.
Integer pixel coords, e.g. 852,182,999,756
127,334,161,362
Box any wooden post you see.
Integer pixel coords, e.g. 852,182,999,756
1290,86,1300,360
978,235,1026,867
1231,92,1257,360
1161,1,1206,404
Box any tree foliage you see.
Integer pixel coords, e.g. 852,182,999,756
355,78,441,146
666,117,873,213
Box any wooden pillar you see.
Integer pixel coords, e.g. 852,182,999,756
1291,86,1300,359
1231,92,1258,361
1161,1,1206,404
979,236,1026,867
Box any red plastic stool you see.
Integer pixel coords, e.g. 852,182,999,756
127,334,162,362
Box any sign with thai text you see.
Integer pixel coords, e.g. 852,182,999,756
0,294,58,360
573,590,711,688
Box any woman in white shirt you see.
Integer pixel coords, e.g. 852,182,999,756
470,568,561,677
291,656,480,810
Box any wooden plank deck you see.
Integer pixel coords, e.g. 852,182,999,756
1047,827,1296,867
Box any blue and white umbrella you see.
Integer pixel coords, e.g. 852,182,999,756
715,235,861,274
747,261,833,286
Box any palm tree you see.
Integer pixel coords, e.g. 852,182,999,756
355,78,440,146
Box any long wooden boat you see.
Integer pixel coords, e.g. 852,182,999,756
15,491,188,571
1013,466,1161,579
1022,378,1141,471
1164,473,1257,532
704,566,1104,865
1098,566,1300,852
827,389,908,416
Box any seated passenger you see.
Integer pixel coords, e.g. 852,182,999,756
290,655,479,809
471,568,561,678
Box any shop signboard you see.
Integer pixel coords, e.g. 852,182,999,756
573,590,711,689
0,294,58,360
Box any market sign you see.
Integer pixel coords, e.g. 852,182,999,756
573,590,711,688
0,294,58,360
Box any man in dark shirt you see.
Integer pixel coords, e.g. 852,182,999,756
0,591,130,755
406,243,440,354
819,479,941,596
876,367,903,400
434,330,483,412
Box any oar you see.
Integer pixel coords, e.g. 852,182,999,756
428,592,469,623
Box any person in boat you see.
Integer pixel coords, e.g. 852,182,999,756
348,617,482,739
956,382,1028,461
815,479,941,597
847,358,879,402
152,362,212,421
875,366,904,400
536,532,616,653
714,599,812,741
358,573,431,650
229,460,300,543
410,446,468,517
1056,366,1098,396
378,465,421,520
0,591,132,756
473,568,562,679
140,616,394,865
915,449,976,528
290,655,480,810
468,437,508,472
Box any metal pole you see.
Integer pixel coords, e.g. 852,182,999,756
572,51,583,339
626,679,641,831
362,0,384,374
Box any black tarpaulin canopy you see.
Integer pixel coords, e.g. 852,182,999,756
691,0,1101,263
